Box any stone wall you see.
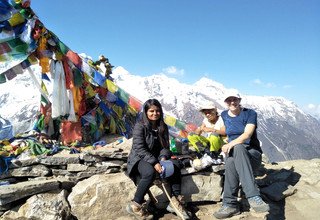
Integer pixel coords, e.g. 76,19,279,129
1,140,318,219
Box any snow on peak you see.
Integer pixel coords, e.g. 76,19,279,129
113,66,131,76
112,66,314,123
194,77,226,91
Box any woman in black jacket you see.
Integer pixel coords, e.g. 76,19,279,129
126,99,189,220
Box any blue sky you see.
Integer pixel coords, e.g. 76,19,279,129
31,0,320,117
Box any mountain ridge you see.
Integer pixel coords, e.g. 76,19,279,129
0,65,319,162
112,66,320,162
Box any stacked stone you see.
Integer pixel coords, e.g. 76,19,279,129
0,147,128,216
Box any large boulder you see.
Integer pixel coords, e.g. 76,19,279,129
1,189,72,220
68,173,136,220
67,171,222,220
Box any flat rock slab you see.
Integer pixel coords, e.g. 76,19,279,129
0,179,60,205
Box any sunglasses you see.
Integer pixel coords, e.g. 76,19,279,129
202,109,217,115
225,97,240,103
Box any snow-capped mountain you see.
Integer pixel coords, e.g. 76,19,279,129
1,66,319,162
0,65,41,135
112,66,320,162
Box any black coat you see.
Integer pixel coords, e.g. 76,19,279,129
126,121,171,178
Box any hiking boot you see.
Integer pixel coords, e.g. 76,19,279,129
213,205,240,219
166,195,190,219
126,201,153,220
247,196,270,212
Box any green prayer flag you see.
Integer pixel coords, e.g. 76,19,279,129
0,74,6,84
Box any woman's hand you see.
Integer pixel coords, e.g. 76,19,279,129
154,163,162,174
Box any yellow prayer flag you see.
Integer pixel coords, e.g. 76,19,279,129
8,13,25,26
106,79,118,93
164,115,176,127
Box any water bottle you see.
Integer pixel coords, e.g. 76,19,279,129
170,137,177,153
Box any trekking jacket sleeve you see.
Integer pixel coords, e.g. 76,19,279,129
132,122,158,165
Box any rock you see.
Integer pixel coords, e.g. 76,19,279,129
268,159,320,220
67,164,89,172
260,181,297,201
80,153,104,163
55,176,77,191
182,172,222,202
67,171,223,219
1,137,320,220
0,179,60,205
9,164,51,177
1,189,72,220
51,168,72,176
9,157,40,168
96,160,124,167
39,156,80,166
84,147,125,158
68,173,135,220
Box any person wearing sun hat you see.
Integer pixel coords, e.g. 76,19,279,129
187,102,225,158
213,92,270,219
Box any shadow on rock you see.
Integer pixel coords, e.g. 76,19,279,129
257,166,301,220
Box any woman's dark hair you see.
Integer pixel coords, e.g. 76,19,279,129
142,99,169,149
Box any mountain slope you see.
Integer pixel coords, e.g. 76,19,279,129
112,66,320,162
1,66,319,162
0,66,41,135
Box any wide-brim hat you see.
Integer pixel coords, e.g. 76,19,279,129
224,92,241,102
160,160,174,178
198,102,217,112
